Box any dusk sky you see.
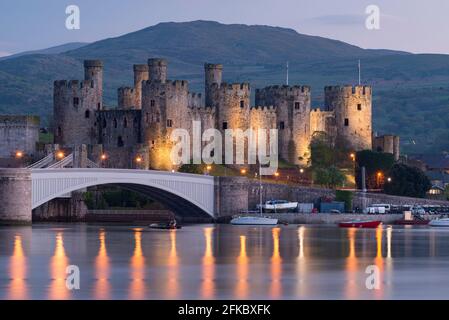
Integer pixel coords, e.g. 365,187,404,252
1,0,448,57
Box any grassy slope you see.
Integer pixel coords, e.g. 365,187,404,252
0,21,448,154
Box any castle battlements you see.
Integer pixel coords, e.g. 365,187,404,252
53,58,375,168
324,85,371,95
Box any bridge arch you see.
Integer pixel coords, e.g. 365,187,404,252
31,169,216,218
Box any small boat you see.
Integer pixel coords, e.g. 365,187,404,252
149,220,182,230
256,200,298,213
338,220,382,229
429,218,449,227
230,216,278,225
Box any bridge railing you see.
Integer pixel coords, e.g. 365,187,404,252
47,153,73,168
27,153,54,169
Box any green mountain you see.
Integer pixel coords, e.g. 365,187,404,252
0,20,448,154
0,42,88,61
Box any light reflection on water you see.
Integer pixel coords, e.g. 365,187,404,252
2,223,449,299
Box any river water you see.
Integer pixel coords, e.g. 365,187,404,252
1,223,449,300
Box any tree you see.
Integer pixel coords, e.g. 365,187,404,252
178,163,204,174
313,166,346,188
356,150,395,189
309,132,334,167
384,164,431,198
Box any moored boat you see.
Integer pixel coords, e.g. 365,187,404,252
149,219,182,230
338,220,382,228
230,216,278,225
394,219,429,225
429,218,449,227
256,200,298,213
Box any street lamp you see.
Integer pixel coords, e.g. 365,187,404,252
100,154,107,161
15,151,23,159
299,168,304,174
240,168,247,175
56,151,65,160
274,172,280,178
350,153,356,161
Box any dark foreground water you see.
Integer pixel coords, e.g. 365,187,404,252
1,223,449,300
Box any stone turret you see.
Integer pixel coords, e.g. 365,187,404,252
148,58,167,83
325,85,372,151
133,64,149,109
204,63,223,107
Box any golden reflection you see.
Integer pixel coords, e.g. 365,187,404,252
296,226,307,298
201,227,215,299
49,232,70,300
235,235,249,299
129,229,146,299
270,228,282,298
95,229,110,299
387,226,392,259
345,228,358,299
9,235,27,300
373,227,384,299
166,230,179,299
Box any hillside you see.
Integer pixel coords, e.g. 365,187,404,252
0,20,448,153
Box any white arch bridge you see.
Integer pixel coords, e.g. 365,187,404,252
31,169,217,219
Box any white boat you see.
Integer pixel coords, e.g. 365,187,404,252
256,200,298,213
230,216,278,225
429,218,449,227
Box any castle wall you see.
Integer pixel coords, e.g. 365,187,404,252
310,108,337,143
324,85,372,151
0,115,39,158
373,135,400,160
255,85,311,165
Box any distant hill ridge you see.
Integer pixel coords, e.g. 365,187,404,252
0,20,449,153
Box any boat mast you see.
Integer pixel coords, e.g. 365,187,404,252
286,61,289,86
358,59,361,85
259,163,263,215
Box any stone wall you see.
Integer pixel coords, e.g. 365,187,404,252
0,169,32,224
218,177,449,216
0,115,39,158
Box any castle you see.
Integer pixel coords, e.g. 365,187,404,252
53,59,377,170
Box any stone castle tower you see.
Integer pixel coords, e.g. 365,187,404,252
54,60,103,146
53,58,377,170
324,85,372,151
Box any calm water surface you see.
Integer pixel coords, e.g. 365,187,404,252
1,223,449,300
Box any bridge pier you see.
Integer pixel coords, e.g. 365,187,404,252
0,169,32,225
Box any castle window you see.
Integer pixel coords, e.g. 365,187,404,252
146,113,149,123
85,109,90,118
102,119,107,128
357,104,362,111
150,100,155,107
240,100,245,108
279,121,285,130
167,119,173,127
295,102,300,110
57,127,62,137
113,118,117,128
344,118,349,126
134,117,139,127
97,103,101,110
123,118,128,128
117,136,124,147
73,97,79,106
222,122,228,130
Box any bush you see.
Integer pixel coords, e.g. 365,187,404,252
384,164,432,198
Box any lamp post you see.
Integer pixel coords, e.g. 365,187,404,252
100,153,107,168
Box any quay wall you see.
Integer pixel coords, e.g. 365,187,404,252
247,213,403,225
0,169,32,224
